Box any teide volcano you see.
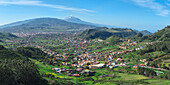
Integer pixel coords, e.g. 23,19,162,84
0,17,96,33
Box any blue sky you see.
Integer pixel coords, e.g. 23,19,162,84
0,0,170,32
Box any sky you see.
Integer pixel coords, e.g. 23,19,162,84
0,0,170,32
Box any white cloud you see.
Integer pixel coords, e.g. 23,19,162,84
0,0,94,13
166,3,170,6
131,0,170,16
157,10,170,16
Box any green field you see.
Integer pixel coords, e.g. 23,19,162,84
31,59,170,85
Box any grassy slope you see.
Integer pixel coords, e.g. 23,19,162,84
31,59,170,85
30,59,74,78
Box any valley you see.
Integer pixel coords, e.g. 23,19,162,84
0,25,169,85
1,0,170,84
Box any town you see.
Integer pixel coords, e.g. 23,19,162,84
1,31,168,81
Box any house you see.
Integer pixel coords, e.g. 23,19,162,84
91,63,105,69
140,59,147,62
144,62,148,65
117,58,122,62
109,65,116,69
138,64,145,67
133,65,138,68
66,69,74,73
73,74,80,77
155,71,164,76
52,68,61,71
76,68,83,72
98,39,103,42
52,68,62,73
61,68,66,72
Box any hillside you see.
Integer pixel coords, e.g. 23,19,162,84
134,30,152,35
0,18,96,33
0,19,34,29
147,26,170,41
0,32,18,40
140,30,152,35
131,26,170,42
17,47,48,60
129,26,170,70
79,27,137,40
104,35,122,45
0,45,48,85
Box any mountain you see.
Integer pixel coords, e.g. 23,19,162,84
0,18,96,33
134,30,152,35
0,32,18,40
79,27,137,40
147,26,170,41
64,16,116,28
140,30,152,35
0,19,34,29
131,26,170,42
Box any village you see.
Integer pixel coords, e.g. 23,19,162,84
1,32,165,78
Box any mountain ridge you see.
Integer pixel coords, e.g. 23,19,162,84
0,16,152,34
79,27,138,40
0,17,96,33
64,16,116,28
0,32,18,40
0,19,34,29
